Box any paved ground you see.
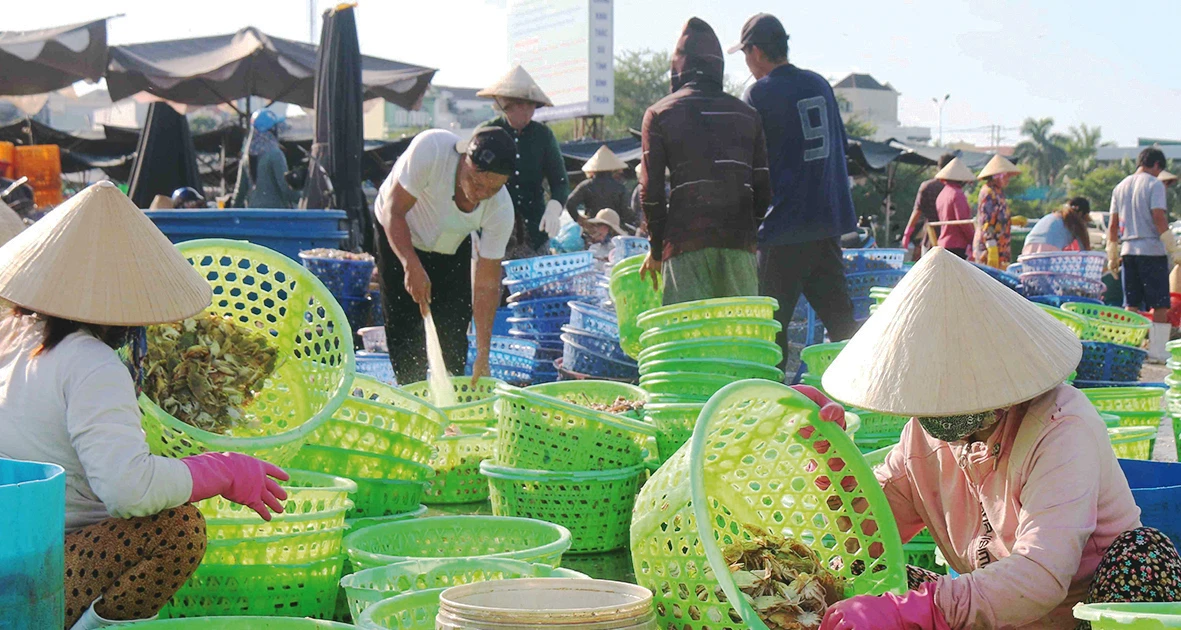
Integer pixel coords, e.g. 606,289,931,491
1140,363,1177,462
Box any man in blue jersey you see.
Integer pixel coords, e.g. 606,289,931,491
733,13,860,358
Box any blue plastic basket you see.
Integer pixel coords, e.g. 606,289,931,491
1006,262,1025,275
852,296,875,323
509,297,578,320
299,252,375,299
356,351,396,385
842,248,906,273
560,326,631,363
502,252,595,283
1020,272,1105,299
506,316,568,335
507,271,610,304
1029,294,1103,307
1077,341,1147,382
508,328,564,348
969,263,1025,294
568,302,619,338
1017,251,1105,281
466,361,535,386
846,269,908,299
610,236,650,262
561,334,640,380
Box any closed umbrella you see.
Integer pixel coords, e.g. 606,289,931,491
127,102,203,208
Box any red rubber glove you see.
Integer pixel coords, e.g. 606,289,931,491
182,452,289,521
821,583,950,630
791,384,846,430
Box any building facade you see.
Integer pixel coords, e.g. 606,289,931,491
832,73,931,145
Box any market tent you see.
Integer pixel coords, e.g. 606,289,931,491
106,27,436,110
302,5,369,251
0,19,109,96
127,102,203,207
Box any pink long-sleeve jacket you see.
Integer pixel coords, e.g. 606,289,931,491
875,385,1141,629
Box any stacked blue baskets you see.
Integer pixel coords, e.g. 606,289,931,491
559,302,638,381
1016,251,1105,300
608,236,650,264
298,249,377,336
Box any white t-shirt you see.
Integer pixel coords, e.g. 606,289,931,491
374,129,514,259
0,315,191,532
1111,171,1168,256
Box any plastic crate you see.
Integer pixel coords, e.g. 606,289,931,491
13,144,62,207
1062,302,1152,347
299,252,375,300
842,248,906,273
1017,251,1106,281
561,334,639,380
1019,272,1105,299
502,251,595,283
568,301,620,338
1077,341,1147,382
343,515,572,571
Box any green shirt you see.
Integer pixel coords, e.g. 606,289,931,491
478,117,570,249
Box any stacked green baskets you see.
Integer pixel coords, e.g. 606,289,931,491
632,380,907,629
139,240,356,466
162,470,357,618
609,254,663,359
634,297,785,461
479,381,652,555
295,375,442,519
400,377,502,504
1084,386,1166,461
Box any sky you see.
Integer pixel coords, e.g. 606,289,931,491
12,0,1181,147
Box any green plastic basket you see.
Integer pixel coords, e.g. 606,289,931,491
495,385,655,472
1035,303,1091,338
799,341,849,377
1111,410,1165,429
637,337,783,366
904,538,944,575
1169,339,1181,363
132,617,355,628
862,444,896,469
645,402,705,464
632,380,907,630
307,418,433,466
161,556,344,619
400,377,504,424
206,504,351,540
348,375,448,444
610,254,663,359
1108,426,1156,460
638,318,782,349
341,558,586,621
850,408,912,438
636,296,778,330
1073,602,1181,628
139,239,355,466
481,461,643,554
1084,387,1165,413
856,434,903,454
349,478,427,519
291,445,434,482
424,423,497,505
639,371,742,399
524,380,648,412
195,469,357,519
356,588,445,630
203,527,347,565
345,505,429,535
1062,302,1152,346
1101,412,1122,428
637,358,784,381
343,515,572,571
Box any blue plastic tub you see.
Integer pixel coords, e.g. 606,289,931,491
356,351,396,385
1119,459,1181,551
0,459,66,629
145,209,349,262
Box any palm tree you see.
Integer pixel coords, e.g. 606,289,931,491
1013,117,1069,186
1059,124,1113,180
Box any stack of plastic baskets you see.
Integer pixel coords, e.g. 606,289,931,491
1017,251,1106,300
1083,386,1165,461
846,268,908,323
635,297,785,460
608,235,650,263
294,375,442,520
162,470,358,618
483,381,652,553
500,252,608,384
299,249,377,336
609,254,662,360
1169,340,1181,455
1063,303,1152,386
399,376,502,505
560,302,637,381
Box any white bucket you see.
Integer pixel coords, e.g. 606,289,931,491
435,578,657,629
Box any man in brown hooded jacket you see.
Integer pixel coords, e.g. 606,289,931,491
639,17,771,305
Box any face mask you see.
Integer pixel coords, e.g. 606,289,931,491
917,409,1004,443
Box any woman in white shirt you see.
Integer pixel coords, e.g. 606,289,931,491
0,182,287,630
373,127,516,384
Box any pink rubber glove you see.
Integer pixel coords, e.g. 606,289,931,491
791,384,846,430
821,583,950,630
182,452,290,521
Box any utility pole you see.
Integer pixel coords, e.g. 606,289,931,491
309,0,316,43
931,94,950,146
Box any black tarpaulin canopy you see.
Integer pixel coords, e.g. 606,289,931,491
0,19,109,96
106,26,436,110
127,102,203,207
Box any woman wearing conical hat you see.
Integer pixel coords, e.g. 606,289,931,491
932,157,977,260
0,182,289,629
565,145,631,226
813,248,1181,629
973,154,1021,269
477,65,570,258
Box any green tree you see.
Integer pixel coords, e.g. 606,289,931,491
1060,123,1112,180
835,94,877,139
1068,165,1128,214
604,49,671,137
1013,117,1069,186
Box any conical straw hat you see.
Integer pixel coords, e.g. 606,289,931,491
0,181,211,326
477,65,553,107
934,157,975,182
582,146,629,173
821,247,1081,416
1160,170,1178,185
0,200,25,246
977,154,1021,180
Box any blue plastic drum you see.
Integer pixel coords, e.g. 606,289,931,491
0,459,66,629
1119,459,1181,551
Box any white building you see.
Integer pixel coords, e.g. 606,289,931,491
832,73,931,145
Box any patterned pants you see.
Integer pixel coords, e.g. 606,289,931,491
64,505,206,628
906,527,1181,629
